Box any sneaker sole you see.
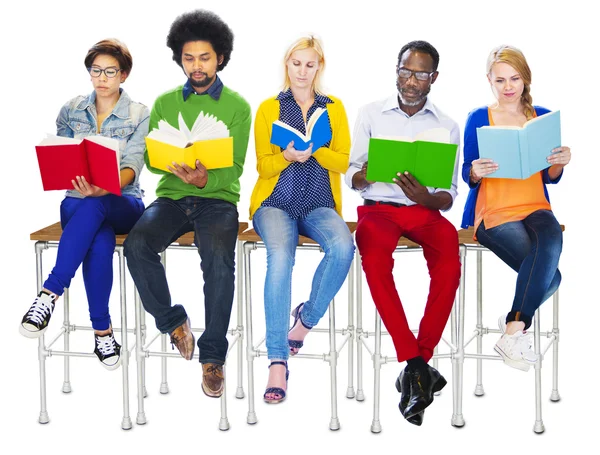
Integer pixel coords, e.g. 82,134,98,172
19,324,48,339
99,356,122,371
494,345,531,372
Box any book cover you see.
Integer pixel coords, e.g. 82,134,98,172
366,128,458,189
35,135,121,195
146,112,233,172
270,107,332,152
476,110,561,179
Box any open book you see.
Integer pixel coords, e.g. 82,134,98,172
476,110,561,179
146,112,233,171
270,107,332,152
366,128,458,189
35,135,121,195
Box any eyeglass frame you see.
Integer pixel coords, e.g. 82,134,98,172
87,66,123,78
396,67,436,81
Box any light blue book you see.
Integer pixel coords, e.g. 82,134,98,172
270,108,332,152
476,110,561,179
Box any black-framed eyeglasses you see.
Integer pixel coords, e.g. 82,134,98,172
397,67,435,81
88,67,122,78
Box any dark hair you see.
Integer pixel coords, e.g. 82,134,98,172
166,9,234,71
397,40,440,71
84,39,133,74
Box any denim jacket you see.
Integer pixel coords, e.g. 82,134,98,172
57,89,150,198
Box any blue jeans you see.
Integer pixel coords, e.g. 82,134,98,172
124,196,239,365
476,209,562,330
253,206,355,360
44,195,145,330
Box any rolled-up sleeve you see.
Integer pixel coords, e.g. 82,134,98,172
120,105,150,184
433,121,460,208
345,106,371,190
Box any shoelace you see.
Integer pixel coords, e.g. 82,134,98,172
26,297,54,325
206,364,222,376
96,335,117,356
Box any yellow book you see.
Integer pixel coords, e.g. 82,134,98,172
146,136,233,171
146,112,233,172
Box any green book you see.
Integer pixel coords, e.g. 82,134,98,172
366,129,458,189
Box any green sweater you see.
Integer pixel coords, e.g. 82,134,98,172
145,84,251,204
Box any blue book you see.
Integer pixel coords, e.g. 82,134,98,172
270,107,332,152
476,110,561,179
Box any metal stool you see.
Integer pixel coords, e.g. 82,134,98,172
29,222,134,429
239,222,357,430
452,226,563,433
133,222,248,431
354,235,459,433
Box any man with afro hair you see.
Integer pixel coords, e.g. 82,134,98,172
125,9,251,399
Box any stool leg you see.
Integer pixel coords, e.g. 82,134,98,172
159,251,169,395
235,241,245,399
117,248,132,430
346,259,355,399
62,287,72,394
140,305,148,398
550,290,561,402
451,245,466,428
244,242,258,424
219,365,230,431
36,242,50,424
135,289,147,425
328,298,341,430
370,311,383,433
433,345,441,396
474,250,485,397
355,253,365,402
533,309,545,433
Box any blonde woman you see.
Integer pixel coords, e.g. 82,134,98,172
249,36,354,403
461,45,570,371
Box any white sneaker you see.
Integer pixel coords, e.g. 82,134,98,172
498,314,508,334
94,332,122,370
494,331,537,372
20,291,57,338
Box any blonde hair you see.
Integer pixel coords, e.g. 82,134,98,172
486,45,535,120
282,36,326,94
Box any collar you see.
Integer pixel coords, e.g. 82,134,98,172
182,75,224,101
75,88,130,119
276,88,333,106
381,94,440,119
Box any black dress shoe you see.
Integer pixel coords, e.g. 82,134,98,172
402,364,447,419
396,374,424,426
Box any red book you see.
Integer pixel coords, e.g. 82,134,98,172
35,135,122,195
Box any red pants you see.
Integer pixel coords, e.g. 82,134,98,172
356,204,460,362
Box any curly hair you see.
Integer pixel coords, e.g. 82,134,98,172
166,9,234,71
84,38,133,75
487,45,535,120
397,40,440,71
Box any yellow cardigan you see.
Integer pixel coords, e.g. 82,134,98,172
249,94,351,219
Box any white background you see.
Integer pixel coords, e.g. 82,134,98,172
1,0,598,453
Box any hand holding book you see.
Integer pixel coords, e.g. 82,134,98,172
282,140,312,163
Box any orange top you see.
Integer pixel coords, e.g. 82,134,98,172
473,108,551,238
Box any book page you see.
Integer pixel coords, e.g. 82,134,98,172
38,135,82,146
376,127,451,143
306,107,326,136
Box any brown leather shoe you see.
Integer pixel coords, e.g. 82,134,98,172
202,363,224,398
169,318,195,360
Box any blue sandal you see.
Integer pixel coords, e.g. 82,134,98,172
263,361,289,404
288,303,311,355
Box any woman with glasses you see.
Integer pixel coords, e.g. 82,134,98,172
249,36,355,404
20,39,149,370
461,45,570,372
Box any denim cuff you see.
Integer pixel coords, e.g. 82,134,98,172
507,310,532,331
199,358,225,366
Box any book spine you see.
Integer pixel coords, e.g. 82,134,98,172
518,129,529,180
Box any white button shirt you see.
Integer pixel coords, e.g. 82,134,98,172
345,95,460,209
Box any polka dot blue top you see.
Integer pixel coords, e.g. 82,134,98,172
261,89,335,220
